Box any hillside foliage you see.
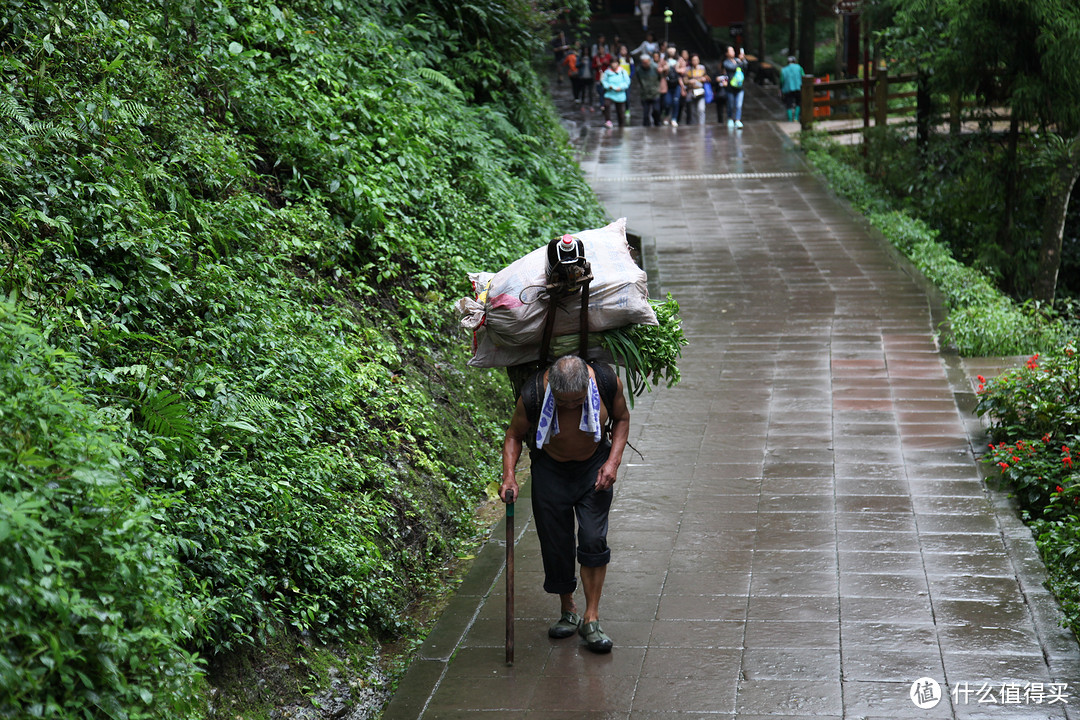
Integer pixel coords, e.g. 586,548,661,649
0,0,601,716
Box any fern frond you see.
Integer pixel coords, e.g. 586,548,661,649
0,93,31,130
139,389,196,451
240,393,283,416
417,67,464,97
27,121,78,141
112,100,149,124
480,108,520,141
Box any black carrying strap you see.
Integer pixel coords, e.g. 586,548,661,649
537,276,592,365
538,293,560,365
578,278,591,358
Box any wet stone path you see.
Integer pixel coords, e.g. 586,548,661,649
383,86,1080,718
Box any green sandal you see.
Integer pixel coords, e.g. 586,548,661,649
578,620,613,653
548,611,581,639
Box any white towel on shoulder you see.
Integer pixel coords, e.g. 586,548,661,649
535,377,603,449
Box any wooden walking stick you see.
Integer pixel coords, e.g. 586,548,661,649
505,488,515,666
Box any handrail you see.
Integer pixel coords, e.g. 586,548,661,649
798,71,1003,137
674,0,722,59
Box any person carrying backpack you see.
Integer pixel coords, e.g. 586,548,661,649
499,354,630,653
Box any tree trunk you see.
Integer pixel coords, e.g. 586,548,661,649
799,0,816,75
789,0,797,57
757,0,767,61
1033,134,1080,304
916,72,932,149
997,113,1020,268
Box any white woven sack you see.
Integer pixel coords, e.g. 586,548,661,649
480,218,656,348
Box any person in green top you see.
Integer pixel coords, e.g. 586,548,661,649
634,53,662,126
780,55,805,122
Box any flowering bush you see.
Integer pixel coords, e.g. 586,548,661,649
976,347,1080,441
985,436,1078,519
977,347,1080,637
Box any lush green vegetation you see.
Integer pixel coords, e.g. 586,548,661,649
0,0,601,716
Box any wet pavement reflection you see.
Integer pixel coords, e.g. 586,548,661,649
383,80,1080,718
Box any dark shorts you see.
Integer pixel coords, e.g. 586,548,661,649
529,442,613,595
783,90,800,109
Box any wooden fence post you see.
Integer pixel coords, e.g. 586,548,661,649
800,75,814,131
874,70,888,127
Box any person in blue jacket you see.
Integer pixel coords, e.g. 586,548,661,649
780,55,805,122
601,56,631,128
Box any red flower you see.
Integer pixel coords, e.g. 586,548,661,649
1057,486,1065,494
977,375,986,383
998,461,1010,469
1012,456,1020,462
1063,446,1071,454
1065,457,1073,468
1043,434,1052,443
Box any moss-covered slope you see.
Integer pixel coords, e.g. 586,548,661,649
0,0,601,715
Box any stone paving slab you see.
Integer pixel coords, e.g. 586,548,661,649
383,85,1080,718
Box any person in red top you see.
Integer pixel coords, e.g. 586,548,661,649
592,47,613,110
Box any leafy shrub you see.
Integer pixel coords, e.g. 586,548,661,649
1,0,606,713
1031,517,1080,639
0,300,200,719
984,436,1074,517
977,349,1080,441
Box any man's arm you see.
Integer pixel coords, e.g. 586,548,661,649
500,397,530,502
596,378,630,491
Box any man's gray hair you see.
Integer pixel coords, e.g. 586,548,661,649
549,355,590,396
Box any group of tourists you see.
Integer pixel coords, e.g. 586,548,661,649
556,30,808,130
557,32,752,129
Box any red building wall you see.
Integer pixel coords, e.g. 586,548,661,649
702,0,744,27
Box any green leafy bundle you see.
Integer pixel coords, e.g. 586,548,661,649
600,294,687,405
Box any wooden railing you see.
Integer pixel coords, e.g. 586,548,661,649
800,72,918,133
798,71,1013,139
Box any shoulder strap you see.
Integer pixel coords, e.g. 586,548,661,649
588,360,618,414
520,368,546,424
